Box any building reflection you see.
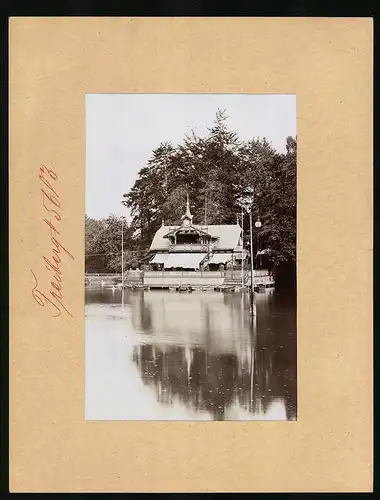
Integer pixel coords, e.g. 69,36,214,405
130,290,297,421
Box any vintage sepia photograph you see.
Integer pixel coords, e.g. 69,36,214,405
85,94,297,421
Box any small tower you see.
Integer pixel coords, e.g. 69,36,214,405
181,194,193,226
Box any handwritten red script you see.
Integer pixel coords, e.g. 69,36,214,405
30,165,75,318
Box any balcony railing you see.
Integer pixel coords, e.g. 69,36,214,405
168,243,211,252
143,270,272,278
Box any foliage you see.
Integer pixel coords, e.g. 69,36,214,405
85,110,296,275
85,214,139,273
121,109,297,271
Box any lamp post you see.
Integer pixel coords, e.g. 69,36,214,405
254,216,262,270
238,195,259,316
121,216,126,287
248,206,255,308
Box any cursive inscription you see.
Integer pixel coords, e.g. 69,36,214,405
30,165,75,318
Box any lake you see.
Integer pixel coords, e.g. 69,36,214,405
85,288,297,421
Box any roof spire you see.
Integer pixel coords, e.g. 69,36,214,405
181,192,193,225
185,193,192,218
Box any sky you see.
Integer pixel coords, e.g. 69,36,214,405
86,94,296,221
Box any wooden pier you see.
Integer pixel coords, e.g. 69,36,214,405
85,269,275,292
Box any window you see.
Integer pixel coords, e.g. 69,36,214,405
176,232,200,244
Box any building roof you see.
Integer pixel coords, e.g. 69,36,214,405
164,225,211,238
150,224,242,252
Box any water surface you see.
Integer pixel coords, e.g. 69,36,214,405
85,288,297,421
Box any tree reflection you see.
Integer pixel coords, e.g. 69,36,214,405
131,290,297,420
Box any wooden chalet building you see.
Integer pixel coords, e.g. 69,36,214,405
148,196,247,272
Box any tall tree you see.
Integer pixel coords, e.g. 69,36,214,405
119,110,297,278
85,215,137,273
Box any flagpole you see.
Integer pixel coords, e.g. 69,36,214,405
241,207,244,289
249,208,256,316
121,216,124,287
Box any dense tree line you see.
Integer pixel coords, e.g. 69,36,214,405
86,110,296,285
85,214,138,273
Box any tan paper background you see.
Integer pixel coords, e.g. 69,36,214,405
9,17,373,492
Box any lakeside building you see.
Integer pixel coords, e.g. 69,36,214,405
148,196,247,272
84,198,274,290
136,197,274,290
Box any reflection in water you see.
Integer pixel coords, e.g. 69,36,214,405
85,288,297,421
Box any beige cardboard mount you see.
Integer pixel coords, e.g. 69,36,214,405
9,17,373,492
